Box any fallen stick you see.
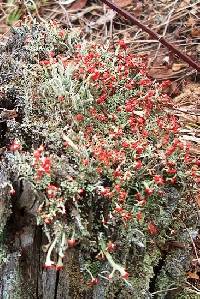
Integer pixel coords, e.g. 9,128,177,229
100,0,200,72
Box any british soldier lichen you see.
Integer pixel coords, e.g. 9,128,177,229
0,21,198,297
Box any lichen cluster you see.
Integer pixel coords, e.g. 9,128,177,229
0,21,198,298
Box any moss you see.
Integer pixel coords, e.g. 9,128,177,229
155,247,191,298
0,243,7,265
0,253,22,299
0,177,12,267
177,292,200,299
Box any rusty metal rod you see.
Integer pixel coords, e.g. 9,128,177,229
100,0,200,72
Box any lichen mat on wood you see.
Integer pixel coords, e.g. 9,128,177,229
0,21,199,299
100,0,200,72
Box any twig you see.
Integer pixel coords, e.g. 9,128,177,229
174,70,196,82
186,228,199,261
103,3,108,38
62,133,80,154
153,0,179,62
151,287,178,296
172,107,200,116
58,0,72,28
100,0,200,72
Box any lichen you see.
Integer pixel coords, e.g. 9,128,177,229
0,21,198,298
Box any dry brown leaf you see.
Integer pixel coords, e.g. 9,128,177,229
191,28,200,38
192,258,200,266
186,16,196,27
172,63,186,72
189,144,200,155
148,67,172,79
187,271,200,280
148,66,184,80
0,24,10,35
114,0,132,8
69,0,87,10
179,0,190,8
195,192,200,208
